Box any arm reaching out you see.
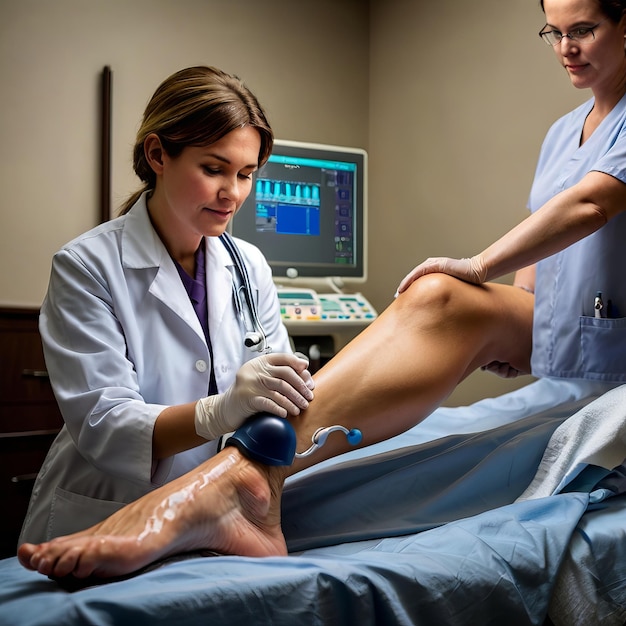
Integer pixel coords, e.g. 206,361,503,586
396,171,624,295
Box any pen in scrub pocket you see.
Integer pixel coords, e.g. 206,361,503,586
594,292,603,319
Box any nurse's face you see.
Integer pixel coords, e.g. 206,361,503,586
151,126,260,243
542,0,626,95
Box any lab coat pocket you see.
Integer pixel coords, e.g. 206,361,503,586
48,486,126,539
580,315,626,378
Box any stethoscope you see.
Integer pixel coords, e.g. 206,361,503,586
219,233,363,458
219,232,270,354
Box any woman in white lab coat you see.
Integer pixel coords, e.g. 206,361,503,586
18,66,314,544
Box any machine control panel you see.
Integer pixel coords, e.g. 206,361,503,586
277,288,377,322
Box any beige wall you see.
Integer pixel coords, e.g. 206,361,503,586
0,0,590,405
0,0,368,304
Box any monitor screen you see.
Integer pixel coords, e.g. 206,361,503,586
231,139,368,283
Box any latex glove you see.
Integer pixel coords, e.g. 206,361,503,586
396,255,487,295
194,353,315,441
480,361,527,379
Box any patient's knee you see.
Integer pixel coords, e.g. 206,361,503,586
397,273,471,319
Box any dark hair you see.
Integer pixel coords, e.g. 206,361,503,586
120,66,273,214
539,0,626,22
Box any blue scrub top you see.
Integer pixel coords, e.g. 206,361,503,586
528,93,626,382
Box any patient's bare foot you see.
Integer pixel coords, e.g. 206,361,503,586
17,449,288,580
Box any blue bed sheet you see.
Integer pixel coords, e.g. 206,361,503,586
548,490,626,625
1,379,624,626
0,494,590,626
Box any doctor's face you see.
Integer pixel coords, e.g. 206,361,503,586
154,126,260,241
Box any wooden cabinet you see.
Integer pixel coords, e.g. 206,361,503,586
0,308,63,558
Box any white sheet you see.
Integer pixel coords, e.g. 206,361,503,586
518,384,626,500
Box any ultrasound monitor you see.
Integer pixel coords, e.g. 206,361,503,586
231,139,368,283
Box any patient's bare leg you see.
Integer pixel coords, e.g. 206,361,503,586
18,275,533,579
290,274,533,469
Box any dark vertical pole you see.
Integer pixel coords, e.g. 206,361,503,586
100,66,112,223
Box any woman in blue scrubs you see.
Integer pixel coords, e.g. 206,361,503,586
18,0,626,581
399,0,626,384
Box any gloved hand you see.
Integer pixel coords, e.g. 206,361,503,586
480,361,527,379
194,353,315,441
396,255,487,295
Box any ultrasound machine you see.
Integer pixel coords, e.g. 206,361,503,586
231,140,377,364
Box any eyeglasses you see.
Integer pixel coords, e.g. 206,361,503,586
538,19,607,46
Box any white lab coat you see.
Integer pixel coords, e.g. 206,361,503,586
19,194,292,544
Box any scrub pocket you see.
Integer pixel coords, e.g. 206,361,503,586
580,316,626,378
48,486,126,540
